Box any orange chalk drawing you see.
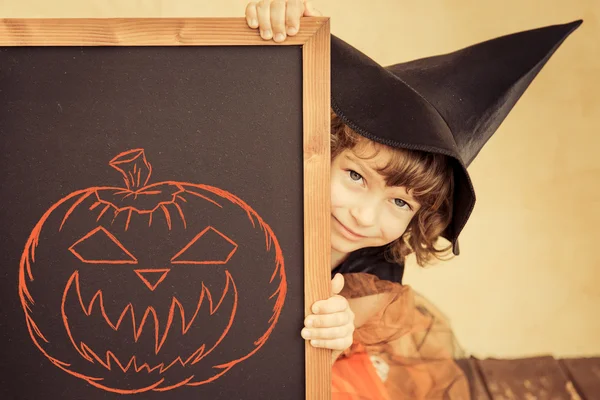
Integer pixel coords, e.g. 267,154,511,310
18,149,287,394
133,269,171,291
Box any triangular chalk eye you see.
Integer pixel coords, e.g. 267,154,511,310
171,226,237,264
69,226,137,264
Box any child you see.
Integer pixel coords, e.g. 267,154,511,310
246,2,582,398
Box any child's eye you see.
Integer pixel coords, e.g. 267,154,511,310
348,170,363,182
394,198,412,210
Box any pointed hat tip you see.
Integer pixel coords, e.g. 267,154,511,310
556,19,584,41
561,19,583,33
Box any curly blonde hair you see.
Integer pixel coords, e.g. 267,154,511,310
331,111,454,267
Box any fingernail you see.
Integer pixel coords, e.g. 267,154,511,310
274,33,286,42
287,27,298,35
305,318,313,328
262,29,272,39
251,19,258,27
301,329,311,339
312,305,319,314
311,340,320,347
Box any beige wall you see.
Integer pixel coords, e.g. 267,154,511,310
4,0,599,358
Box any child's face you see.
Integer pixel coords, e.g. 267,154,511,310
330,145,421,256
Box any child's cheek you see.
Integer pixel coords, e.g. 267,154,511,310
330,178,347,208
382,217,411,243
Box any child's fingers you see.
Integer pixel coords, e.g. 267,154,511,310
311,295,347,314
309,337,353,351
246,0,316,41
285,0,304,36
269,0,287,42
301,324,353,340
256,0,273,40
331,273,344,295
305,311,351,329
245,2,259,28
303,1,322,17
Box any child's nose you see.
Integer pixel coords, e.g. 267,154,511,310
349,204,377,227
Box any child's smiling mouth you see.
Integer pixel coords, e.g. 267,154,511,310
333,216,368,241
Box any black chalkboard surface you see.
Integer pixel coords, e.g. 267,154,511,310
0,18,331,400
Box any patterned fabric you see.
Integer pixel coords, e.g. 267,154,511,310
332,342,391,400
332,273,470,399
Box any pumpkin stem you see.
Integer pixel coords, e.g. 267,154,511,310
109,149,152,189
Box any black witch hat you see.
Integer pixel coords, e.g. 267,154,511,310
330,20,582,255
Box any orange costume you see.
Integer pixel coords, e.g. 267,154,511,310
332,273,469,399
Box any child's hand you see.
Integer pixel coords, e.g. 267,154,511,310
302,273,355,354
245,0,322,42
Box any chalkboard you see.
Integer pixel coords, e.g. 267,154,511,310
0,18,331,400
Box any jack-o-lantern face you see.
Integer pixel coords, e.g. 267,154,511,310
18,149,287,394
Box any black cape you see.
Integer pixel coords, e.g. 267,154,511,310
332,246,404,284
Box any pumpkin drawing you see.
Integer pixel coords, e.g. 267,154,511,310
18,148,287,394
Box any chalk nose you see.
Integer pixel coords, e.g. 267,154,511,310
133,269,170,291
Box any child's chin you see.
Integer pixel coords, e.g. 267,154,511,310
331,236,362,254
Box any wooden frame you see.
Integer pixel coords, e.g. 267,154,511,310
0,17,331,399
